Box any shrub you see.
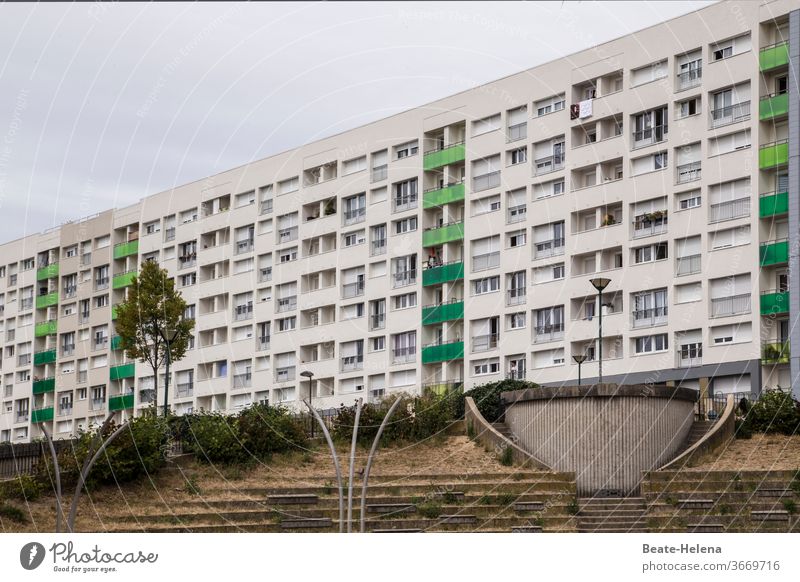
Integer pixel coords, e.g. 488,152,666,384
183,413,245,464
236,403,307,458
782,499,796,515
0,503,27,523
454,379,538,422
0,474,44,501
412,392,456,440
332,395,414,445
499,445,514,466
417,501,442,518
88,415,170,485
734,418,752,439
741,389,800,435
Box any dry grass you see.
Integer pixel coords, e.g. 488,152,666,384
686,433,800,472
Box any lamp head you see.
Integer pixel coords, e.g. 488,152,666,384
300,371,314,379
572,354,587,364
589,277,611,292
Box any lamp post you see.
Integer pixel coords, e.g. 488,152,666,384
572,354,587,386
589,277,611,385
159,328,181,417
300,370,315,437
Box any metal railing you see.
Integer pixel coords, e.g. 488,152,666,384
371,164,388,183
676,254,701,276
632,218,668,238
341,355,364,372
710,293,751,318
20,298,33,310
632,306,668,328
392,269,416,288
533,324,564,343
472,170,501,192
370,313,386,330
276,366,296,382
164,227,176,242
259,267,272,283
391,347,416,364
534,237,565,258
58,404,73,417
677,67,702,90
506,288,526,306
709,101,750,128
631,124,668,149
472,252,500,272
371,238,387,256
276,296,297,313
95,277,109,290
709,197,750,223
233,373,252,389
17,354,31,366
534,153,565,175
176,382,194,398
472,333,499,353
63,285,77,298
342,281,365,299
260,199,273,215
278,227,298,243
61,344,75,357
507,204,527,224
81,252,92,266
92,338,108,351
235,239,255,254
257,337,270,351
676,161,701,184
392,195,418,213
678,343,703,367
178,255,196,269
234,303,253,321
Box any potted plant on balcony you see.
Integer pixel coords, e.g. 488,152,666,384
601,214,617,226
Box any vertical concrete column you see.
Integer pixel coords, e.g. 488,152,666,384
788,10,800,399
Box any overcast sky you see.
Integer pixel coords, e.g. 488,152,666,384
0,1,714,242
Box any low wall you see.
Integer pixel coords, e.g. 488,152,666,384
502,384,697,496
658,394,735,470
463,397,549,469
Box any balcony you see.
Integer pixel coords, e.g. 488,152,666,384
422,299,464,325
472,333,499,353
421,339,464,364
178,254,197,269
760,92,789,121
422,381,463,395
675,254,701,276
709,101,750,128
110,335,123,350
109,394,134,411
36,263,59,281
341,281,365,299
391,196,417,213
36,292,58,309
370,313,385,330
109,363,135,381
31,407,54,423
423,141,465,171
676,161,701,185
58,404,73,417
631,125,667,150
423,260,464,287
392,269,417,289
533,324,564,344
423,182,465,209
93,337,108,351
534,154,564,176
276,296,297,313
759,41,789,71
505,286,527,306
113,240,139,259
422,221,464,247
257,336,270,351
259,267,273,283
112,270,136,289
233,373,252,389
340,355,364,372
676,67,702,91
632,306,668,329
391,347,416,365
95,277,110,290
710,293,751,318
759,190,788,218
111,305,119,320
762,340,790,365
709,197,750,223
34,320,58,337
632,213,668,238
17,353,31,367
677,343,703,368
33,349,57,366
534,237,565,259
63,285,77,299
507,204,527,224
371,239,387,256
139,389,157,404
234,303,254,321
32,377,56,394
472,171,501,192
759,239,788,267
176,382,194,398
760,289,789,316
235,239,255,255
759,140,789,169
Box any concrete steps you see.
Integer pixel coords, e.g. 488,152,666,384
577,497,648,533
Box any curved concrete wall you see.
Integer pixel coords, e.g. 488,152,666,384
502,384,696,496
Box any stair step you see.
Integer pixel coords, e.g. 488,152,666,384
439,514,477,525
751,510,789,522
511,525,542,533
267,494,319,505
687,523,724,533
366,503,415,514
280,518,333,530
372,528,423,533
513,502,545,512
755,489,793,498
678,499,715,510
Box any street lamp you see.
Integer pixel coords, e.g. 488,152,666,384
300,370,315,437
159,327,181,417
572,354,587,386
589,277,611,385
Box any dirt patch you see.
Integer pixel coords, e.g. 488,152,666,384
685,433,800,472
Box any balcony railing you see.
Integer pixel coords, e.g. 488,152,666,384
507,122,527,142
678,343,703,367
276,366,296,382
276,296,297,313
341,355,364,372
20,297,33,310
233,373,252,389
472,252,500,272
370,313,385,330
371,164,388,183
709,197,750,223
178,255,197,269
17,354,31,366
95,277,110,290
677,67,702,90
710,293,751,318
257,336,270,351
93,338,108,351
762,340,790,365
534,237,565,259
632,216,668,238
472,170,501,192
58,404,73,417
631,124,668,149
709,101,750,128
392,196,418,213
472,333,499,353
260,199,274,215
90,398,105,411
533,324,564,343
507,288,526,306
61,344,75,357
63,285,77,299
176,382,194,398
278,227,298,244
534,153,565,176
676,161,701,184
391,347,416,364
632,306,668,328
234,303,253,321
81,252,92,266
371,238,387,256
342,281,365,299
507,204,527,224
676,254,701,276
259,267,272,283
235,239,255,255
392,269,417,288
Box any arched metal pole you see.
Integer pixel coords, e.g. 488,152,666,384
67,415,128,533
40,425,63,533
360,396,402,533
303,400,345,532
346,398,362,533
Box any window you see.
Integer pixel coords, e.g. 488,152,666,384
343,230,366,248
533,179,565,201
394,141,418,159
94,294,109,308
22,258,34,270
634,333,668,354
392,292,417,310
472,113,501,136
277,317,296,332
710,225,751,250
677,97,700,118
710,33,750,62
708,129,751,157
343,155,366,175
277,176,299,195
654,152,668,170
535,94,565,117
279,247,298,263
509,147,527,165
473,358,500,376
472,194,501,215
631,59,667,86
179,273,196,287
508,312,526,330
343,193,367,225
677,189,701,210
393,217,418,234
370,337,385,352
508,230,526,248
634,242,668,264
392,178,418,212
473,276,500,295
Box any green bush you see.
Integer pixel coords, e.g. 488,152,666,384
741,389,800,435
734,418,753,439
0,474,44,501
411,392,456,440
183,413,245,464
236,403,307,457
499,446,514,466
454,379,538,422
0,503,27,523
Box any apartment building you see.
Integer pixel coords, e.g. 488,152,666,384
0,0,797,442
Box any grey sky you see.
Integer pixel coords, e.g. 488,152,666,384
0,1,714,242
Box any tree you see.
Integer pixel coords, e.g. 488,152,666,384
114,260,194,416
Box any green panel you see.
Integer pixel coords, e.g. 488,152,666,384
111,305,119,320
759,191,789,218
112,271,136,289
759,240,789,266
759,93,789,120
32,377,55,394
110,335,123,350
421,340,464,364
422,222,464,247
423,261,464,287
33,349,57,366
36,263,59,281
109,394,134,411
423,182,466,209
762,341,790,365
34,320,57,337
759,141,789,169
760,291,789,315
422,300,464,325
35,292,58,309
31,407,54,423
109,363,135,381
760,42,789,71
113,239,139,259
423,143,466,171
423,381,463,396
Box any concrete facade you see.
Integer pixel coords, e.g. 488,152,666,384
0,0,797,443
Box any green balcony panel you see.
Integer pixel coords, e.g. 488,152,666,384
760,42,789,71
31,407,54,423
33,349,57,366
35,292,58,309
34,320,57,337
759,141,789,169
759,240,789,266
111,305,119,320
423,182,466,209
422,222,464,248
423,143,466,171
423,261,464,287
110,335,123,350
32,377,55,395
110,363,135,381
109,394,134,411
112,271,137,289
760,291,789,315
422,300,464,325
113,239,139,260
36,263,59,281
759,191,788,218
759,93,789,120
762,341,790,365
423,381,464,396
421,340,464,364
